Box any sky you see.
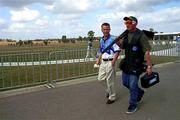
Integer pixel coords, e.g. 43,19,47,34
0,0,180,40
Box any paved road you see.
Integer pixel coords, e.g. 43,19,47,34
0,62,180,120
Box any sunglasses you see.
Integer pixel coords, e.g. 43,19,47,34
124,21,136,25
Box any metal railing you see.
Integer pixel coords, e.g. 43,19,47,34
0,52,50,90
0,42,179,91
0,49,98,90
48,49,98,83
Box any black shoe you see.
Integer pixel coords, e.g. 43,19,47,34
137,90,144,103
126,104,137,114
106,93,109,98
106,99,115,104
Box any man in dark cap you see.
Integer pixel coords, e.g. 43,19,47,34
117,16,152,114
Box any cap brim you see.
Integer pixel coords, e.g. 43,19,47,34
123,17,131,21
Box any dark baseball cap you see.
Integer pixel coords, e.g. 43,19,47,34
123,16,138,23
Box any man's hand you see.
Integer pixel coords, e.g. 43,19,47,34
94,64,99,68
146,65,152,75
95,58,101,65
94,58,101,68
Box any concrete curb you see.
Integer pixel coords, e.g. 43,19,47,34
0,76,98,99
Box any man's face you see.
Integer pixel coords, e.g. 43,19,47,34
101,25,110,37
124,20,137,31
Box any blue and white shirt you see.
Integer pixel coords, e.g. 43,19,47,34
99,35,120,59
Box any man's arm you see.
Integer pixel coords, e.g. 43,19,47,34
112,51,120,66
144,50,151,66
95,48,102,65
95,56,101,65
144,50,152,75
140,33,152,75
111,41,121,66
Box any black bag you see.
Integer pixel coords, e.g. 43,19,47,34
140,72,159,88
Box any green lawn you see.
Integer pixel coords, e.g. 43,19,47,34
0,41,100,54
0,61,98,90
0,42,99,62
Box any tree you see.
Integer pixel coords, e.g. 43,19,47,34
85,30,95,59
78,36,83,42
18,40,23,46
149,28,154,32
27,40,33,46
62,35,69,43
71,39,76,43
83,37,87,41
43,40,48,46
87,30,95,42
58,38,61,43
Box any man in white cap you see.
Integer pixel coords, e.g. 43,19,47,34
117,16,152,114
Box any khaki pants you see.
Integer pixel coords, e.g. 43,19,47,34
98,60,116,100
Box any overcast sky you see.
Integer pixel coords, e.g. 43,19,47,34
0,0,180,40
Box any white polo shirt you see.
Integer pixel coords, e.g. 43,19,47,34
99,35,120,59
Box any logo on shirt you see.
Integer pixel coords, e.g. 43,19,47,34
132,46,138,52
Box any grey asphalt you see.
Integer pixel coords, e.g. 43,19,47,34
0,62,180,120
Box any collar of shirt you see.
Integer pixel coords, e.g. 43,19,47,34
102,34,111,41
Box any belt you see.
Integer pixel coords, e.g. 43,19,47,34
102,58,113,61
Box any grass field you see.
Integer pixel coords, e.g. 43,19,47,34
0,41,100,54
0,42,176,63
0,61,98,90
0,41,99,62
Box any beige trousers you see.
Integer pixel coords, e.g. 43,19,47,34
98,60,116,100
